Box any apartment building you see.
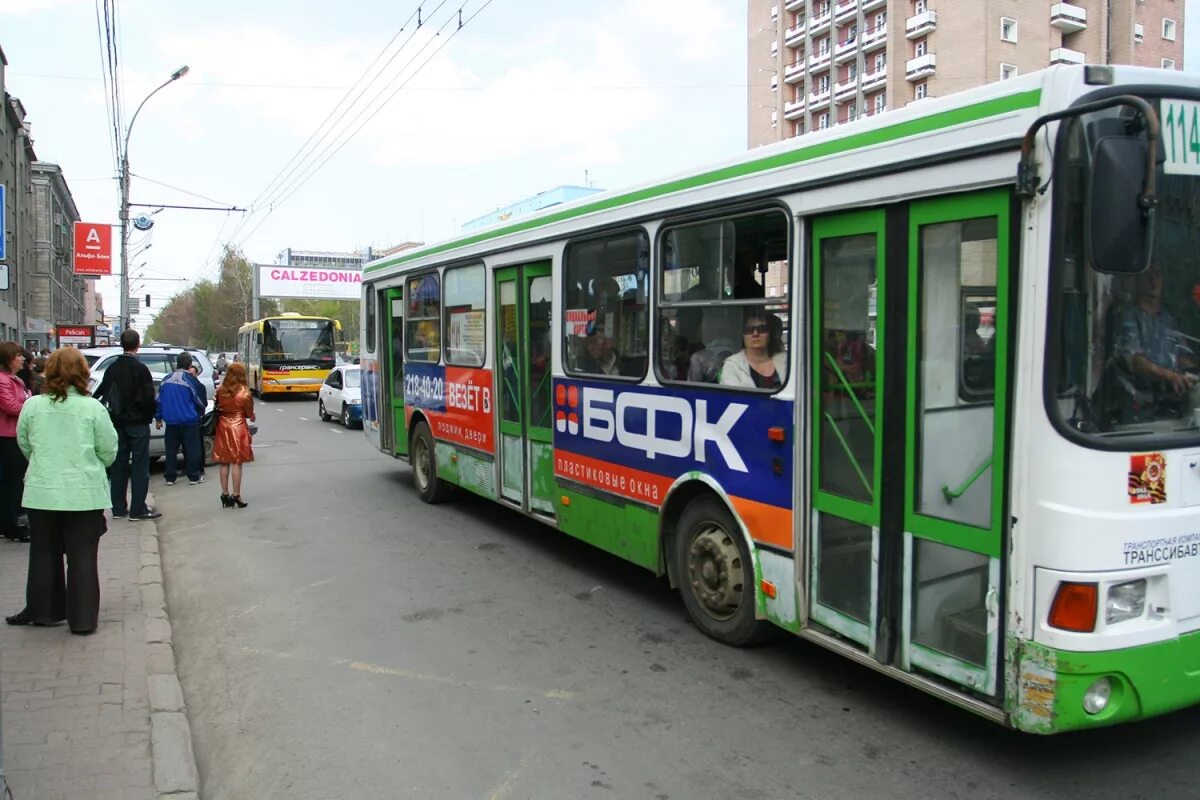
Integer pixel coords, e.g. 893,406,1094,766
748,0,1186,147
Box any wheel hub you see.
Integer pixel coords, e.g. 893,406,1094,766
687,525,743,621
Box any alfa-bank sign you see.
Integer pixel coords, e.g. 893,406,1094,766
256,264,361,301
73,223,113,276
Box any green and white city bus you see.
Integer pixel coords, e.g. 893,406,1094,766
358,65,1200,733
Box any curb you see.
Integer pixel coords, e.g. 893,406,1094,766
138,495,201,800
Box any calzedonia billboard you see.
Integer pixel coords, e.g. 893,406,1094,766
256,264,361,301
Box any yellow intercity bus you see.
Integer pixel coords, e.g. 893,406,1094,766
237,313,340,396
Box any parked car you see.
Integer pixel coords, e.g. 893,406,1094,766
84,345,222,463
317,365,362,428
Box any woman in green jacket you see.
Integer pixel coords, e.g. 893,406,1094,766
5,348,118,634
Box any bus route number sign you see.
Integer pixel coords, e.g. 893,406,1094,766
1163,99,1200,176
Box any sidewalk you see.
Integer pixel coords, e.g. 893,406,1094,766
0,496,200,800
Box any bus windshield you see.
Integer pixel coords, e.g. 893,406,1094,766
1050,96,1200,445
262,319,336,367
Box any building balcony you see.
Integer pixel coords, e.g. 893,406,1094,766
784,98,806,120
834,0,859,24
809,88,833,110
784,0,804,11
861,66,887,90
834,77,858,100
906,10,937,39
1050,3,1087,34
862,23,887,50
1050,47,1085,65
808,50,833,72
834,35,859,63
785,20,807,47
784,60,807,83
862,0,886,11
905,53,937,80
809,10,832,35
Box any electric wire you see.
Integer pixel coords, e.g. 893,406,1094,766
129,172,236,207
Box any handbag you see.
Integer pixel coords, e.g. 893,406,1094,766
200,410,218,437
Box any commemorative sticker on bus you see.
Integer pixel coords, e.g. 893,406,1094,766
1162,99,1200,176
1128,452,1167,505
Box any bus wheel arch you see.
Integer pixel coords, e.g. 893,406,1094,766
660,478,771,647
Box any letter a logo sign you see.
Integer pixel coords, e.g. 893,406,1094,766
73,222,113,276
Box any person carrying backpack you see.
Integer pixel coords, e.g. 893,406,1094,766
92,330,160,520
155,352,206,486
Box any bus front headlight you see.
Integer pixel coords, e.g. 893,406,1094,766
1105,580,1146,625
1083,677,1113,715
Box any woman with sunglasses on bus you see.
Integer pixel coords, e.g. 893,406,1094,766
720,311,787,390
212,362,255,509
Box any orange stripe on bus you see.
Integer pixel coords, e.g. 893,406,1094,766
729,495,793,551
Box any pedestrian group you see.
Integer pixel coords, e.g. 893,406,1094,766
2,329,255,635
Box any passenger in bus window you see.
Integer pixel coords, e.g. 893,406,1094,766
687,308,740,384
1115,263,1197,396
721,312,787,390
579,318,619,377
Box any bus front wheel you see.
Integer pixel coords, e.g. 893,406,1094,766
674,497,771,647
411,421,452,504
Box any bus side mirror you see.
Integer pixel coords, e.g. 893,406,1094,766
1086,135,1156,275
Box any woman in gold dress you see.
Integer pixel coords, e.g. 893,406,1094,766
212,362,255,508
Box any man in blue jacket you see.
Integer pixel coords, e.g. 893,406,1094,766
155,352,207,486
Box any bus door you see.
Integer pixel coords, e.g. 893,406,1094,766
899,191,1010,696
810,191,1010,697
386,287,408,457
495,263,556,517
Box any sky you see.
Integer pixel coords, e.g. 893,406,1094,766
0,0,748,328
0,1,1196,331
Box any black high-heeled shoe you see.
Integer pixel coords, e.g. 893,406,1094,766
220,494,234,508
233,496,248,509
6,609,61,626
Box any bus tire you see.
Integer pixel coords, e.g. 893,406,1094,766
411,421,452,504
674,497,771,647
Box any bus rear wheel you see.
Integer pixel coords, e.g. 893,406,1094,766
674,497,771,646
411,421,452,504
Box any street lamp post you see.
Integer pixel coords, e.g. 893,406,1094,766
119,65,188,332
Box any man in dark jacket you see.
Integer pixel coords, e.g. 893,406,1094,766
155,352,206,486
93,330,161,520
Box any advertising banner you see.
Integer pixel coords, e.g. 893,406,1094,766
257,264,362,300
403,363,495,454
56,325,95,347
73,223,113,276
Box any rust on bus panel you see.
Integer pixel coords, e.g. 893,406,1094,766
1009,637,1057,733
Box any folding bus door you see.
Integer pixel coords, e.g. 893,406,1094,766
900,190,1010,696
495,263,556,516
385,287,408,457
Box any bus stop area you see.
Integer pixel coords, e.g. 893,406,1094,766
0,498,198,800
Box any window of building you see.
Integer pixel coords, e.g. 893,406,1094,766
819,112,830,129
875,11,886,29
1000,63,1018,80
915,83,927,100
875,93,886,113
1163,18,1176,41
442,264,486,367
1000,17,1017,43
406,273,441,362
915,0,927,13
563,229,649,380
658,210,790,391
771,109,779,126
1134,23,1144,43
819,36,830,55
847,23,857,43
874,52,886,71
915,39,927,57
848,62,858,79
1162,58,1176,70
794,121,804,137
848,102,858,119
818,74,831,93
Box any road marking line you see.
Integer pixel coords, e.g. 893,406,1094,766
298,416,310,421
242,647,577,699
328,428,343,434
275,408,283,412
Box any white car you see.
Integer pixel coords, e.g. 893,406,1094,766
84,345,219,462
317,365,362,428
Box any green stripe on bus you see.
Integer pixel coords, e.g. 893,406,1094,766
365,89,1042,275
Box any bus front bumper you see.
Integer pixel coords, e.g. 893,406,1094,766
1012,628,1200,733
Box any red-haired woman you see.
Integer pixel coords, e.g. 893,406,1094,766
6,347,118,633
212,361,255,508
0,341,31,541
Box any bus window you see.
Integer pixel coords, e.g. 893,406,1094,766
658,210,790,389
443,264,486,367
563,230,649,379
406,273,441,363
365,285,376,354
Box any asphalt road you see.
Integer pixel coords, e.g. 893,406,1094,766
154,396,1200,800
